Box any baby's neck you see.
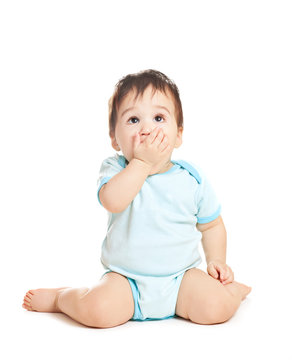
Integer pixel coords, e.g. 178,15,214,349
156,161,173,174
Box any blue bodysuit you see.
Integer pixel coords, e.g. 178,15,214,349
97,153,221,321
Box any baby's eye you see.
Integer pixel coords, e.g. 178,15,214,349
154,115,164,122
128,117,139,124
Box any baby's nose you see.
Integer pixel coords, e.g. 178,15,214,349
141,129,151,136
140,125,157,136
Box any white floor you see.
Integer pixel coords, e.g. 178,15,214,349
3,252,291,360
3,293,290,360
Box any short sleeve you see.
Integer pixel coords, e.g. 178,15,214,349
97,154,124,206
195,170,221,224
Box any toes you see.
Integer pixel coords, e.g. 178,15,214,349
23,292,33,310
26,290,34,297
22,290,36,311
23,298,31,306
23,290,34,303
22,302,32,311
23,297,31,307
23,298,31,305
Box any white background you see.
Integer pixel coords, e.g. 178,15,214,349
1,0,291,359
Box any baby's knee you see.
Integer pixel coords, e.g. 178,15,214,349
189,294,237,325
77,295,111,328
78,291,129,328
208,297,237,324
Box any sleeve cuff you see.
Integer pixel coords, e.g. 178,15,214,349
197,205,221,224
97,176,111,206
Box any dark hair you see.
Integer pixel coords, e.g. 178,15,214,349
108,69,183,138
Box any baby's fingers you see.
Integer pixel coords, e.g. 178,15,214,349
221,274,233,285
219,267,227,281
214,264,229,282
148,127,161,144
207,263,219,279
133,133,141,150
159,134,169,151
220,267,234,285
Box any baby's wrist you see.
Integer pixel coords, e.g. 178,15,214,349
130,158,152,175
207,259,226,266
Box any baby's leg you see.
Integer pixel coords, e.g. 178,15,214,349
175,268,251,325
22,272,134,328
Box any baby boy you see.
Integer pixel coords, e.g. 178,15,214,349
23,69,251,328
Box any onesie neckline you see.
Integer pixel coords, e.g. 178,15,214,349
116,154,180,176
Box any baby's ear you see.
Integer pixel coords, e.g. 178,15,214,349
111,136,120,151
175,127,183,148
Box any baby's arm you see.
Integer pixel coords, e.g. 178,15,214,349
197,215,234,284
99,127,170,213
198,215,227,264
99,159,151,213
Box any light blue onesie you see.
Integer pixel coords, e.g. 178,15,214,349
97,153,221,321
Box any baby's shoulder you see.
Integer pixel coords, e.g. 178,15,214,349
173,158,203,184
101,153,126,168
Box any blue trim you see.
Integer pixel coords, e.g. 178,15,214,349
116,156,201,183
142,314,175,321
197,205,221,224
172,160,202,184
162,163,179,175
127,277,143,320
148,163,179,177
97,176,111,206
117,155,127,168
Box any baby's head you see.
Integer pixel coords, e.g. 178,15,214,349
108,69,184,162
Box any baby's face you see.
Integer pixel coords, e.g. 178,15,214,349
111,85,183,162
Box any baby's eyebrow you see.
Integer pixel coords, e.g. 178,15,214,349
153,106,171,115
121,107,135,117
121,105,170,118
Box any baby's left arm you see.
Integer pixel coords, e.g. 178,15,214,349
197,215,234,284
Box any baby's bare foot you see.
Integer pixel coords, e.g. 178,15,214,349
224,281,252,300
22,287,68,312
235,281,252,300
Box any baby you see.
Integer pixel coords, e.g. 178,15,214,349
23,69,251,327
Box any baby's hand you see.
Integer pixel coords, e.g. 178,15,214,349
133,127,171,171
207,261,234,285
